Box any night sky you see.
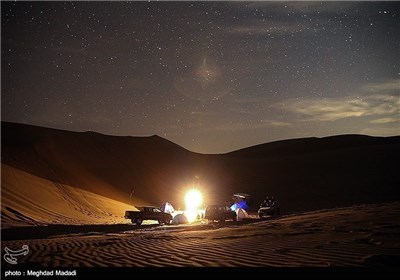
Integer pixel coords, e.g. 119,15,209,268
2,1,399,153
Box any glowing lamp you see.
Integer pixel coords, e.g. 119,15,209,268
184,189,203,223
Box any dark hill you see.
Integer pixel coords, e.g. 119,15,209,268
2,122,399,224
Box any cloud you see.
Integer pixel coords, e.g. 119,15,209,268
370,117,399,124
283,79,400,122
360,127,400,136
267,121,292,127
285,97,368,121
362,79,400,93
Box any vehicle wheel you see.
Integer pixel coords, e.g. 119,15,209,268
158,220,164,225
165,219,171,225
136,219,142,225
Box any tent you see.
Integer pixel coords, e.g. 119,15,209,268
160,202,175,214
230,200,249,211
235,208,249,221
171,213,188,225
230,193,251,211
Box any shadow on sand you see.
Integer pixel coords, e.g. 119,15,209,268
1,223,162,241
1,217,272,241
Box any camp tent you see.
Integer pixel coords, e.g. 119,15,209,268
230,200,250,211
230,193,251,211
160,202,175,214
171,213,188,225
235,208,249,221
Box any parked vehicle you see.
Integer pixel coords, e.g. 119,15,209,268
258,197,280,218
205,205,237,222
125,206,172,225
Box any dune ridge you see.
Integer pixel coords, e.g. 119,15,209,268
1,164,137,228
1,121,400,227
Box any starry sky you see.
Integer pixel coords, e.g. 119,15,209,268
2,1,399,153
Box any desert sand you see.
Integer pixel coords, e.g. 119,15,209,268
2,123,400,269
2,202,400,267
1,164,138,228
2,122,400,229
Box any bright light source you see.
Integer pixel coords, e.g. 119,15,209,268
184,189,203,223
185,210,198,223
185,189,203,210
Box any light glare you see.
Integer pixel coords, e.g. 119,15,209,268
185,189,203,210
184,189,203,223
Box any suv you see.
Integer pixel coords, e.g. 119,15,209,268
205,205,237,222
125,206,172,225
258,199,280,218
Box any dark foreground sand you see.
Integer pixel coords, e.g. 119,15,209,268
2,202,400,267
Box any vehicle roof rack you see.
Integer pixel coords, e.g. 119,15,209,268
232,193,251,199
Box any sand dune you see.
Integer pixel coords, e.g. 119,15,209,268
2,202,400,267
1,122,400,227
1,164,138,228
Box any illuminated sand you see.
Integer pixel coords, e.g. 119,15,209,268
1,164,138,228
2,202,400,267
2,123,400,267
3,122,400,226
